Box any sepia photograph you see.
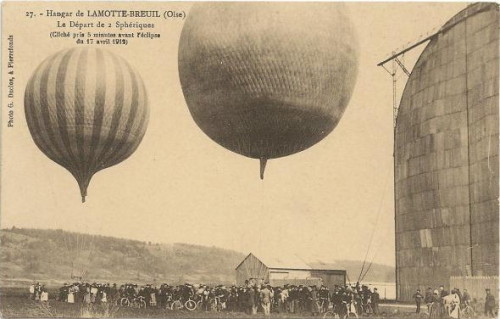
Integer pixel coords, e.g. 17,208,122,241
0,1,498,318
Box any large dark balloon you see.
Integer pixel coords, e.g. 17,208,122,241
24,47,149,202
179,2,359,178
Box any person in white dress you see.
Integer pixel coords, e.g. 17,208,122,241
150,291,156,307
29,283,35,300
91,285,98,303
68,286,75,304
448,290,461,319
40,287,49,303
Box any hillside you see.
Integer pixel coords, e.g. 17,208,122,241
0,228,394,287
0,228,245,287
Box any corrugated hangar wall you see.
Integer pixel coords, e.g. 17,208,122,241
394,3,499,301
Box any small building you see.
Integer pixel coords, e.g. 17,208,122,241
235,253,346,290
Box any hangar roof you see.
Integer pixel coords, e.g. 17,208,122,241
236,252,345,271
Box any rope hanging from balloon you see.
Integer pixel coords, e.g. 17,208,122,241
357,166,391,283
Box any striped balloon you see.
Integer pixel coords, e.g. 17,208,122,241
24,47,149,202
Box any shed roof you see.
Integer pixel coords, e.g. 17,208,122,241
257,253,311,270
307,260,345,271
236,253,345,271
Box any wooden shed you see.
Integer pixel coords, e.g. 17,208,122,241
235,253,346,290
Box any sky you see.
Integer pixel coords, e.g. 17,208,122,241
1,2,468,269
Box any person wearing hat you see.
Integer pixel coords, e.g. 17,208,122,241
413,289,423,314
295,286,302,313
461,289,470,308
371,287,380,314
319,285,329,313
484,288,496,318
310,286,320,316
447,289,461,319
227,286,237,312
271,286,280,313
288,285,297,313
302,285,311,313
454,288,462,304
238,286,247,313
281,285,289,313
83,285,91,304
429,289,445,319
29,282,36,300
58,284,67,302
33,283,41,302
425,287,433,312
260,285,272,315
439,285,448,298
361,285,371,314
67,284,75,304
40,286,49,303
248,285,256,315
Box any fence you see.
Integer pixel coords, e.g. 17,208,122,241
269,278,323,288
363,282,396,300
450,276,498,302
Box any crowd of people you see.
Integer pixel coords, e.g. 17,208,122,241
58,282,117,304
30,280,381,316
412,285,496,318
29,280,497,318
28,282,49,302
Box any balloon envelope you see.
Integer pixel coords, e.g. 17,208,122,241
179,2,359,178
24,47,149,202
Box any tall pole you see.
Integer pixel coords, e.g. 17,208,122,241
464,13,474,277
392,58,399,301
380,53,411,301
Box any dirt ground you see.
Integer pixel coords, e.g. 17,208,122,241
0,289,489,319
0,295,446,319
